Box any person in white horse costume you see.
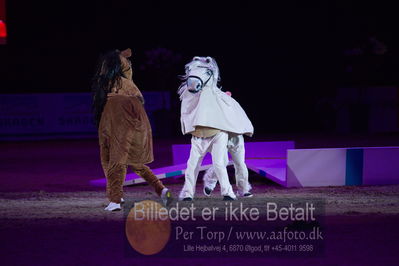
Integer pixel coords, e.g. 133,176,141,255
178,56,254,201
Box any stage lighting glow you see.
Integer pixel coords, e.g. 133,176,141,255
0,20,6,37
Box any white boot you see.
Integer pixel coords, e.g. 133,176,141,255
104,202,121,211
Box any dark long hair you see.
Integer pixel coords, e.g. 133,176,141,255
92,50,123,127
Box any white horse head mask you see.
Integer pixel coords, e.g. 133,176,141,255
178,56,220,96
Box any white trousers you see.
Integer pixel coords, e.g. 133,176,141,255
179,131,235,200
203,134,251,195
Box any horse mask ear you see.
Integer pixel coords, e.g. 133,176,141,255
121,48,132,58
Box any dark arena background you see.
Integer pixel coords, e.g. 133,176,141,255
1,0,399,265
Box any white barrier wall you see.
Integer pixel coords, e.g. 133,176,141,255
286,147,399,187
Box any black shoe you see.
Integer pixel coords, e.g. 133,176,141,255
182,197,193,201
223,196,236,201
243,192,253,198
203,187,213,197
161,189,173,206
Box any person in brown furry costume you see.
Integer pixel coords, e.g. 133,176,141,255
92,48,172,211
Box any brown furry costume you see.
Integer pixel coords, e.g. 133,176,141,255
97,49,165,203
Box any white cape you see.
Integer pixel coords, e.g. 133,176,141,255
180,85,254,137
